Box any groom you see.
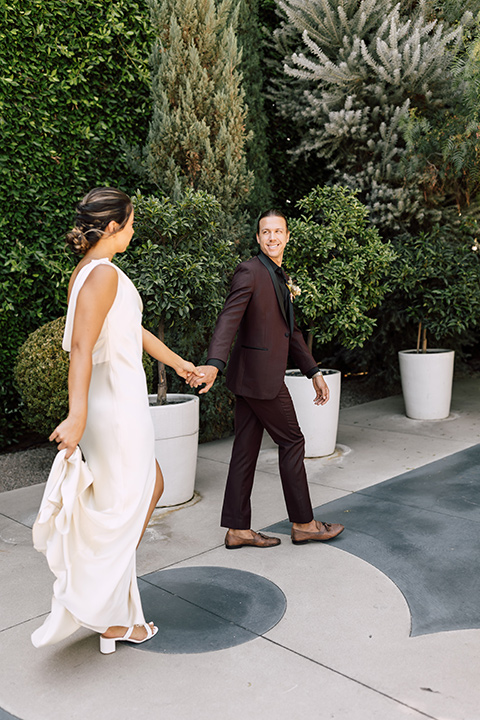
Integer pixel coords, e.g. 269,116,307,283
195,210,344,549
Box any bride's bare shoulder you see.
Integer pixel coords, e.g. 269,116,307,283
67,260,116,302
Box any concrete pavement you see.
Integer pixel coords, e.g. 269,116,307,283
1,379,480,720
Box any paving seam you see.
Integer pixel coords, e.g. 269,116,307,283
305,479,357,491
261,636,439,720
0,613,49,635
141,543,227,574
338,415,466,436
198,457,283,478
252,467,288,476
0,513,33,530
196,455,231,465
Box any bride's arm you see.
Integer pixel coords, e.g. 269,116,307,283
142,327,204,383
50,266,118,457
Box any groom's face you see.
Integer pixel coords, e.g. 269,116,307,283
256,215,290,267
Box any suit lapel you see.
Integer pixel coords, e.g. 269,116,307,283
257,253,292,331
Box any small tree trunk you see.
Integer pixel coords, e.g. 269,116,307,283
416,321,422,353
157,318,167,405
422,327,427,353
307,329,314,356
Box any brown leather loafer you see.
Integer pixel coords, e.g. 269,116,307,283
225,530,281,550
291,521,344,545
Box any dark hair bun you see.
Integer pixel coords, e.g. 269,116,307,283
65,187,132,257
65,226,91,256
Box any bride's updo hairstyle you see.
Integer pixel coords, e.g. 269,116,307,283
66,187,133,256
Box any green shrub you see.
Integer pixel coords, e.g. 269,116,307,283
332,218,480,383
15,317,154,438
14,317,69,438
118,188,240,440
165,325,235,443
0,0,153,447
390,223,480,348
286,186,396,356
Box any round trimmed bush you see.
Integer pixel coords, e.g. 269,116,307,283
14,317,69,438
15,316,154,437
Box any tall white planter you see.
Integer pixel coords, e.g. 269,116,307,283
398,349,455,420
284,369,341,457
149,393,199,506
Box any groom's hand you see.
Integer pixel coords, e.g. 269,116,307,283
193,365,218,394
312,373,329,405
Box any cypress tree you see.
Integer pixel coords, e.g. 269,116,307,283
146,0,253,215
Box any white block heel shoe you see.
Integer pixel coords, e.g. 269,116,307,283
100,622,158,654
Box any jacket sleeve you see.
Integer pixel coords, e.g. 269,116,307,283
206,263,254,364
288,316,318,376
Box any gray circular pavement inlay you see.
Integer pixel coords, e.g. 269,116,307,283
135,566,286,654
0,710,20,720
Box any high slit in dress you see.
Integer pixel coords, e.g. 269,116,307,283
31,258,156,647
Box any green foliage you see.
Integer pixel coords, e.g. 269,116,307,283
401,21,480,216
14,317,154,439
336,216,480,383
14,317,69,438
145,0,254,215
0,236,73,445
390,222,480,344
237,0,273,213
431,0,479,25
164,325,236,442
0,0,153,447
118,188,239,438
258,0,326,206
121,189,239,332
272,0,466,234
285,186,395,352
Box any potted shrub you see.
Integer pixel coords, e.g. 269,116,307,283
118,188,238,504
391,224,480,419
284,185,395,455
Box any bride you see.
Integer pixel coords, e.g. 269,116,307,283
32,187,203,654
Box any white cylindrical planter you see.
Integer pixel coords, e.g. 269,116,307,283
398,349,455,420
149,393,199,506
284,369,341,457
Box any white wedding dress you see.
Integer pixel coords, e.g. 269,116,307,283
32,259,155,647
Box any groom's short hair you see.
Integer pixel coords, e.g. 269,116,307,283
256,209,289,234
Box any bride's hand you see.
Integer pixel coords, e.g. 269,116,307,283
49,415,85,459
175,360,205,386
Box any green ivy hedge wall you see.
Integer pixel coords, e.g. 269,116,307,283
0,0,153,446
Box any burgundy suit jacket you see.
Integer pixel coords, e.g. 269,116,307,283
207,255,317,400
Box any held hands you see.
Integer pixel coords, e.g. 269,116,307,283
175,360,216,393
49,415,85,459
191,365,218,394
313,374,329,406
175,360,205,386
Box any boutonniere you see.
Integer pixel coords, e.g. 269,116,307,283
286,279,302,302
